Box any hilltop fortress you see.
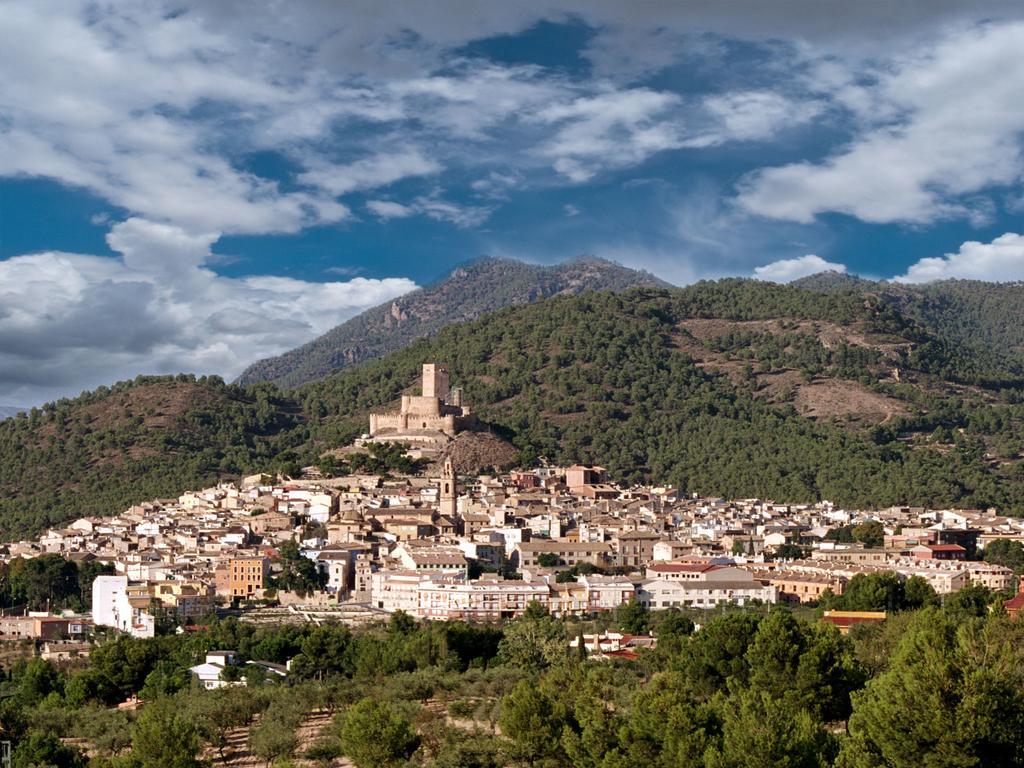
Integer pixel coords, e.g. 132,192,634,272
369,363,475,438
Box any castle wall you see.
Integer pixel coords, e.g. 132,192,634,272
370,413,458,436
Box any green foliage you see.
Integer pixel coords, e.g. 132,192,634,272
0,375,302,539
499,680,569,767
828,573,908,612
127,696,202,768
272,539,327,594
615,598,650,634
12,730,86,768
496,606,566,671
536,552,560,568
984,539,1024,574
345,441,427,475
705,689,837,768
0,554,112,612
851,521,885,549
338,699,419,768
841,609,1024,767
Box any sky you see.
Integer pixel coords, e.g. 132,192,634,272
2,1,1024,406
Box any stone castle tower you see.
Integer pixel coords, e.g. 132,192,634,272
368,363,474,437
439,455,457,520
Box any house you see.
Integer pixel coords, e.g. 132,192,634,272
911,543,967,561
189,651,237,690
516,540,614,569
637,576,776,609
92,575,155,638
1004,582,1024,620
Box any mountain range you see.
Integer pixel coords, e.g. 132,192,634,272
2,268,1024,539
236,256,669,389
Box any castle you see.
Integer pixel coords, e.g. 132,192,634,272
368,363,474,438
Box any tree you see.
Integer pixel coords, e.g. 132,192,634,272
496,607,566,671
499,680,568,767
746,609,807,701
852,521,885,549
705,689,836,768
338,699,419,768
984,539,1024,574
772,544,811,561
16,658,64,707
616,598,650,634
903,576,938,609
273,539,326,594
611,671,720,768
185,686,261,763
128,696,202,768
12,730,86,768
250,716,298,767
675,613,761,697
536,552,560,568
943,583,991,621
835,573,905,612
8,554,79,610
841,609,1024,768
139,660,189,700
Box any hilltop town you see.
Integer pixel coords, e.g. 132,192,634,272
3,367,1022,653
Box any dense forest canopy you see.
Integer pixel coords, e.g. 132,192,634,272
3,279,1024,538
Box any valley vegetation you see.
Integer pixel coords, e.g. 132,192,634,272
1,593,1022,767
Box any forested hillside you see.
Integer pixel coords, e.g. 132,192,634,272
0,377,301,538
794,272,1024,357
236,256,668,389
3,279,1024,539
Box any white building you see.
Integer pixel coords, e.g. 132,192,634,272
637,577,777,610
189,651,236,689
92,575,155,638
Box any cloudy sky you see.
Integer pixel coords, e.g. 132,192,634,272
3,1,1024,405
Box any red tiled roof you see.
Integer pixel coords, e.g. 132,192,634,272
1004,592,1024,613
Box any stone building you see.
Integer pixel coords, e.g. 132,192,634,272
369,363,474,437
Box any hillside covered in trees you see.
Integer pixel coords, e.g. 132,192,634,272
794,272,1024,357
1,591,1022,767
236,256,668,389
3,279,1024,538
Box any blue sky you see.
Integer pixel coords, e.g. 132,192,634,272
2,1,1024,405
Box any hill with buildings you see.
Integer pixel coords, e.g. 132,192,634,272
3,279,1024,538
235,255,670,389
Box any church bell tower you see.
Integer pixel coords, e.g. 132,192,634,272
439,456,457,520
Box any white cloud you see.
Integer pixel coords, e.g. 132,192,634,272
698,91,822,143
366,194,494,228
534,89,685,181
366,200,415,219
0,219,416,404
737,23,1024,224
896,232,1024,282
297,150,441,196
754,254,847,282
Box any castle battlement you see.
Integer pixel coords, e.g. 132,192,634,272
369,364,474,437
